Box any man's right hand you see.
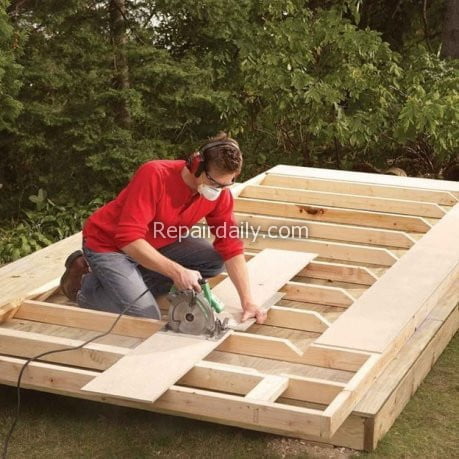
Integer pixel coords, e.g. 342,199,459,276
172,267,202,292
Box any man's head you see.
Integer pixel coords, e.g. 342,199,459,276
186,132,243,199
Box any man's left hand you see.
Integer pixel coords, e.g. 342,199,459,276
241,301,267,324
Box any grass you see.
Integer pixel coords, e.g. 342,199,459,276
0,332,457,459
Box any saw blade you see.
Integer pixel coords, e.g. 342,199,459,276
167,290,216,336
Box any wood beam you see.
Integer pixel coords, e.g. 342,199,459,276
262,174,458,206
241,185,446,218
235,198,431,233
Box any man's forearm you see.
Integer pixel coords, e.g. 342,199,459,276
224,254,253,308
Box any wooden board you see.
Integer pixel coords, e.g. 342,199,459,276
215,249,317,329
0,232,82,307
81,249,316,403
315,203,459,353
268,165,459,193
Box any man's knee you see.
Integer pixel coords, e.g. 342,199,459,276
200,249,224,278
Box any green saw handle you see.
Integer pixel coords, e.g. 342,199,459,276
199,278,225,313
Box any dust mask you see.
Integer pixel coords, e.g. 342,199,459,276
198,184,222,201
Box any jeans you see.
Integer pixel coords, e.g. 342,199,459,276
77,237,224,320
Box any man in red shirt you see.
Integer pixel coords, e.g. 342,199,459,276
60,133,266,325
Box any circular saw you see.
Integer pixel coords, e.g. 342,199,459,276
166,280,228,340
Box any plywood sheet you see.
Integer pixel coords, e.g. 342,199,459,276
82,249,316,402
215,249,317,329
315,203,459,353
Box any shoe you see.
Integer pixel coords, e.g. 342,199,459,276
60,250,89,302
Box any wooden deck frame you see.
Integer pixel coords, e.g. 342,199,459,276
0,164,457,450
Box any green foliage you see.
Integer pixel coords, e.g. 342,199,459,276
395,48,459,161
0,0,23,132
0,0,457,263
0,190,102,263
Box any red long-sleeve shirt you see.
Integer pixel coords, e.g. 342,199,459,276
82,159,244,261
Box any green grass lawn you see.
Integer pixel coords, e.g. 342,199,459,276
1,332,457,459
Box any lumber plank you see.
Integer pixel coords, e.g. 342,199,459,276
0,355,328,439
302,261,378,286
315,203,459,353
180,361,346,405
355,284,459,416
262,174,458,206
241,184,446,218
281,281,355,308
215,248,317,329
235,198,432,232
218,332,370,372
0,232,82,307
369,306,458,450
82,249,315,403
264,306,331,332
241,236,398,267
81,331,230,402
0,327,127,370
268,165,459,193
14,300,165,339
235,213,416,248
245,375,289,402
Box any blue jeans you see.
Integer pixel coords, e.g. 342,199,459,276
77,237,224,319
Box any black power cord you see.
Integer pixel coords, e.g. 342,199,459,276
1,287,151,459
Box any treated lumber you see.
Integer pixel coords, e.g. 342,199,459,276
323,354,382,436
0,232,82,307
355,284,459,416
0,327,128,370
368,305,459,450
82,249,316,403
82,331,230,402
302,261,378,286
316,203,459,353
14,300,165,339
181,361,345,405
245,375,289,402
244,253,378,285
218,332,370,372
269,164,459,193
235,198,432,232
241,184,446,218
264,306,331,332
241,236,398,267
262,174,458,206
235,213,416,248
281,281,355,308
0,355,328,439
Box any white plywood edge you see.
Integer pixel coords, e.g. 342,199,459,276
267,165,459,193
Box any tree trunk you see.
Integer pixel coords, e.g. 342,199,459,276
109,0,131,128
441,0,459,58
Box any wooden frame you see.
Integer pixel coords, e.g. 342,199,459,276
1,164,457,450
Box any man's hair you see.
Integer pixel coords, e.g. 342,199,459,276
199,132,243,175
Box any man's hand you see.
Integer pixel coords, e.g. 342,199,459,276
241,300,267,324
172,267,202,292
